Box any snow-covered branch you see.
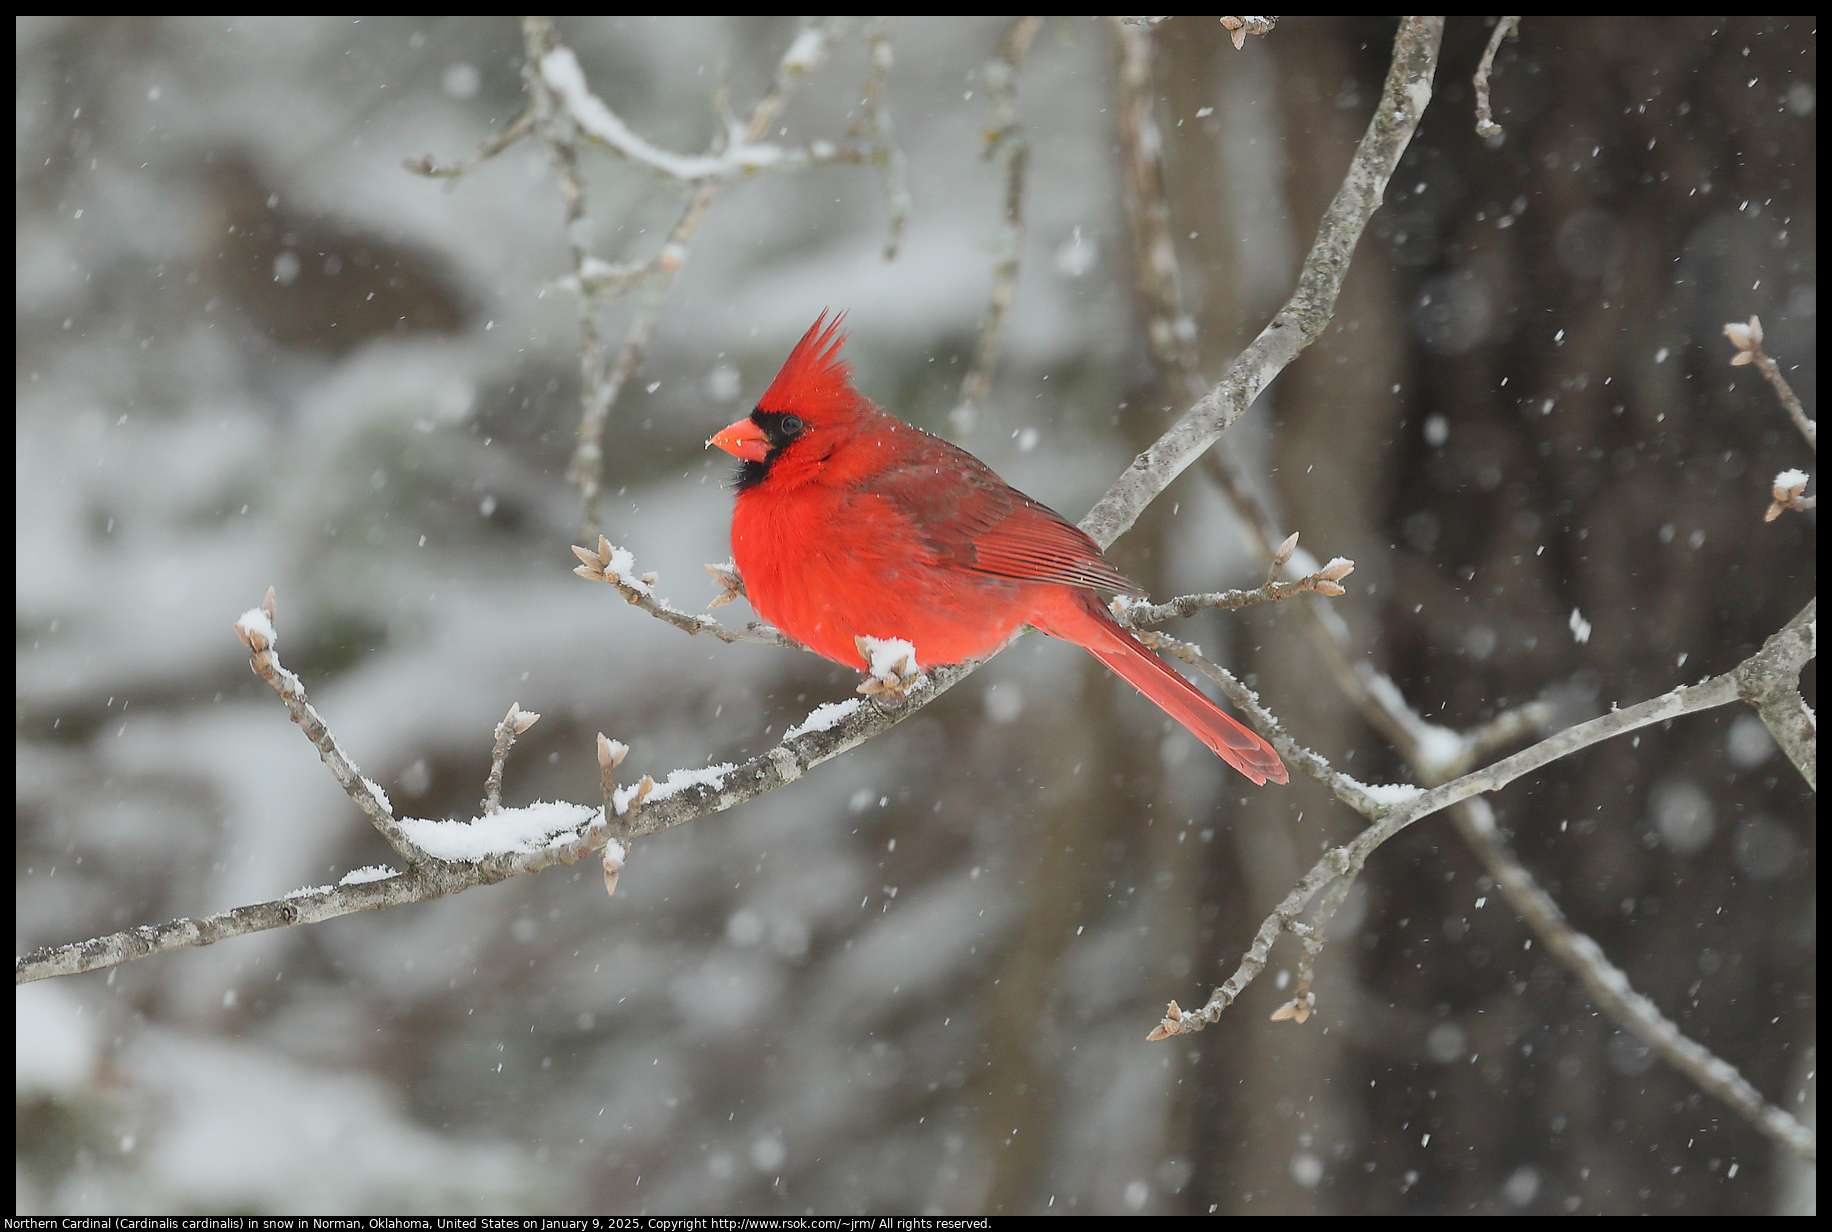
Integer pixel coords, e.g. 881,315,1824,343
538,45,846,183
570,535,796,648
18,599,614,983
16,584,976,983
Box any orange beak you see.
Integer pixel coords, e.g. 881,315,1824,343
707,416,770,462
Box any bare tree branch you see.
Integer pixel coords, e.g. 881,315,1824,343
1449,795,1816,1162
1154,610,1783,1029
18,873,433,984
1081,16,1445,551
1113,17,1198,383
1473,16,1521,138
481,702,540,817
231,588,428,864
857,18,912,259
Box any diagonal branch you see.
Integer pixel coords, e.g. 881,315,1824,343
1081,16,1444,550
1725,315,1815,453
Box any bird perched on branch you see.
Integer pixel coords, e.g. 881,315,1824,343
709,313,1286,786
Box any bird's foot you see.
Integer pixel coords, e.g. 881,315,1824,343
855,636,923,699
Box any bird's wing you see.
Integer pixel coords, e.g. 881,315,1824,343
873,438,1144,597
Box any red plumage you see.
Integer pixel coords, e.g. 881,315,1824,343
710,313,1287,786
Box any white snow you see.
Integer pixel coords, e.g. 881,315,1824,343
857,634,921,681
540,47,791,182
612,762,739,816
338,864,399,886
397,800,601,862
779,26,828,71
1360,669,1469,771
1357,780,1427,807
1569,608,1592,645
359,776,392,815
785,698,862,739
1412,723,1468,771
235,607,276,646
602,545,653,596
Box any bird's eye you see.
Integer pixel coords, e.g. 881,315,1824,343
780,415,804,436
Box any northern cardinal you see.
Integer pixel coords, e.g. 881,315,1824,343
709,313,1287,786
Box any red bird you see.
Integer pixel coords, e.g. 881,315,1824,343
709,314,1287,786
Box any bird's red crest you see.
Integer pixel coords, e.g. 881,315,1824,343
758,312,859,421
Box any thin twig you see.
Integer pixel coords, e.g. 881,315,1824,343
1133,625,1388,816
481,702,540,816
18,874,434,983
1726,315,1814,451
857,18,911,259
1113,18,1198,384
1473,17,1521,138
405,103,538,182
1118,555,1354,624
232,588,427,863
571,536,797,648
951,15,1044,435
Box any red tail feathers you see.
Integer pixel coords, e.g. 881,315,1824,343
1038,592,1288,785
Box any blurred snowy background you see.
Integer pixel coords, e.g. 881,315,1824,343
16,16,1814,1215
